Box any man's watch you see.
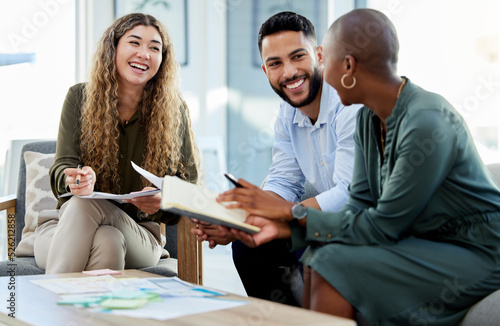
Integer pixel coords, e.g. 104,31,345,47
291,204,307,220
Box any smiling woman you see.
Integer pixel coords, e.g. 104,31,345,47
32,13,200,274
115,25,163,96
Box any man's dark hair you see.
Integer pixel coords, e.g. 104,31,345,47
258,11,317,55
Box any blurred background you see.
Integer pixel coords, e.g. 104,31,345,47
1,0,499,296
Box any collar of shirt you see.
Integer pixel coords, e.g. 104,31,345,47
292,80,331,130
120,110,140,130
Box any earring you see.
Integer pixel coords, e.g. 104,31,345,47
341,74,356,89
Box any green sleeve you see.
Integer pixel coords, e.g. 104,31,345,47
289,220,308,251
305,110,457,245
49,84,84,206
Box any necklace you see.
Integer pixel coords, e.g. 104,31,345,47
396,78,407,98
380,78,406,156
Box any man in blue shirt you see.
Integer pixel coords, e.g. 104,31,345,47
192,11,360,306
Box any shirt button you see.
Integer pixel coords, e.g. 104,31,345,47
320,161,324,166
314,232,320,238
327,234,332,239
120,154,124,159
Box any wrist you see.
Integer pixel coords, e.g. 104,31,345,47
283,202,295,221
290,203,308,222
278,220,292,239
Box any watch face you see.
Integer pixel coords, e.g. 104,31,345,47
292,204,307,219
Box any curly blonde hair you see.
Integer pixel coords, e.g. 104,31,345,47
80,13,199,193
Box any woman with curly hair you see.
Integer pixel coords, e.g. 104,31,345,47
34,13,200,273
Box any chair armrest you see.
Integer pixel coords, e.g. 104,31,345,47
0,194,17,259
0,194,16,211
176,217,203,285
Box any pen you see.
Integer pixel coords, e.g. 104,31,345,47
76,164,82,185
224,173,243,188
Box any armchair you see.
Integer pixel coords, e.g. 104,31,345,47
0,141,202,284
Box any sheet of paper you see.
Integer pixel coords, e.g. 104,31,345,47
131,161,164,189
149,277,226,297
100,298,149,309
58,189,160,203
31,275,120,295
21,276,249,321
94,296,248,320
58,162,163,202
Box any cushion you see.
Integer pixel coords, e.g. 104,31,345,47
15,151,57,256
459,289,500,325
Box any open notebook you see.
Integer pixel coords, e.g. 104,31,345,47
160,176,260,234
130,162,260,234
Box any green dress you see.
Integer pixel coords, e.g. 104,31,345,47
290,78,500,325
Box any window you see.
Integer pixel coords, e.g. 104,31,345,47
0,1,76,259
367,0,500,163
0,1,75,195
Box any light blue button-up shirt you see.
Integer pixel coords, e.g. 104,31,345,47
263,81,361,212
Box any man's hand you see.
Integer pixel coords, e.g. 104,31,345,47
216,179,294,220
190,219,236,249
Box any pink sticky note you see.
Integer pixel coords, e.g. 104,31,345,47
82,269,122,276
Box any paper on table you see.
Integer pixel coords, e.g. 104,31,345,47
31,275,120,295
94,296,248,320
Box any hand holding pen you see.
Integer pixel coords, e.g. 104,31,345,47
76,164,82,185
63,164,96,196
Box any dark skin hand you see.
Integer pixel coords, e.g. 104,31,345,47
229,215,291,248
190,219,236,249
191,178,299,248
216,178,294,220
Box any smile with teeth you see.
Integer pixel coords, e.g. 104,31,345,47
129,62,149,71
284,78,305,90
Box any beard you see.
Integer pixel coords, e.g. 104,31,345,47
270,66,323,108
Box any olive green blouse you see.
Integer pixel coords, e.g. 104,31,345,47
50,83,199,225
291,78,500,249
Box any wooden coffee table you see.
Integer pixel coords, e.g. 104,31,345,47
0,270,356,326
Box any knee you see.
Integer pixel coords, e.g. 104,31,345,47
92,226,126,257
58,197,89,222
232,240,256,268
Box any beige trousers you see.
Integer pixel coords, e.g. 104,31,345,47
34,197,163,274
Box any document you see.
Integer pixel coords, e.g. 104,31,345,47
132,162,260,234
59,189,160,203
58,161,162,203
160,175,261,234
59,162,260,234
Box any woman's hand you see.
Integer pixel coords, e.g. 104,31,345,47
124,186,161,215
64,166,96,196
230,216,291,248
216,178,294,220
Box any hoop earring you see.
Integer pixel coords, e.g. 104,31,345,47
341,74,356,89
